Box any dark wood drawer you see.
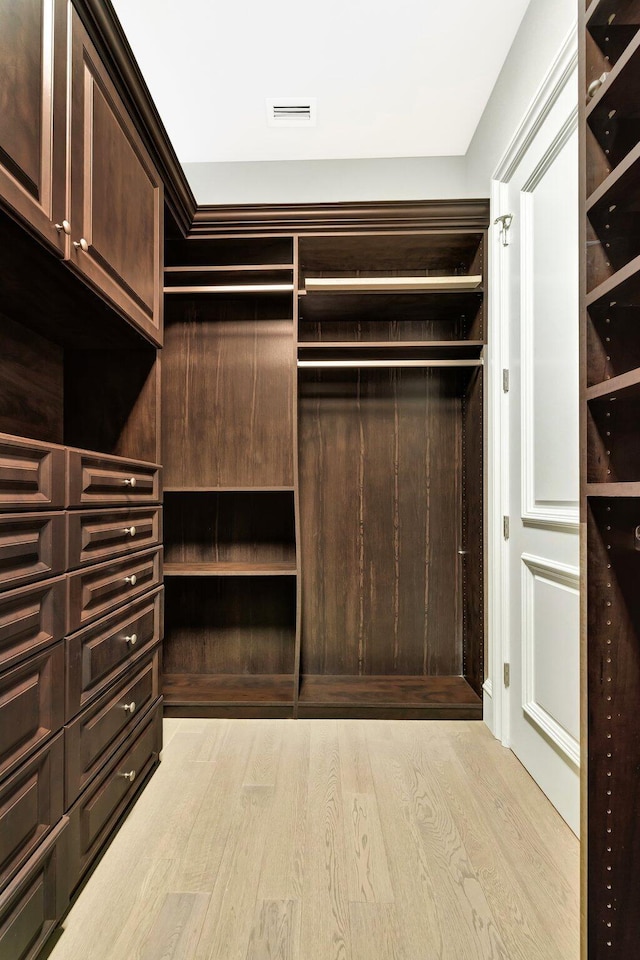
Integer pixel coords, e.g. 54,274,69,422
0,578,66,674
66,547,162,634
0,644,64,782
0,513,66,593
0,735,64,891
67,451,161,507
67,699,161,889
0,817,68,960
65,650,160,807
66,587,163,720
67,506,162,570
0,436,65,512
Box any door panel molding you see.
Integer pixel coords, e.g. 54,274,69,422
521,553,580,767
520,109,579,531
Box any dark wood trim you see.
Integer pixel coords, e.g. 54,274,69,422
190,199,491,236
71,0,196,233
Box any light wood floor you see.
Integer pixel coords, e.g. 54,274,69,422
46,719,579,960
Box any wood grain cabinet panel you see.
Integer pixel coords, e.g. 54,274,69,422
64,650,159,807
66,700,161,890
66,547,162,634
65,586,163,721
68,8,163,344
0,435,65,512
0,512,65,593
67,506,162,569
0,816,68,960
0,0,67,255
66,450,161,507
0,734,63,891
0,577,66,674
0,643,64,782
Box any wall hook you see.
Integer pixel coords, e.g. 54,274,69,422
494,213,514,247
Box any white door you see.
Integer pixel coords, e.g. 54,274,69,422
498,65,580,834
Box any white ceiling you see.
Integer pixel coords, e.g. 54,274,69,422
112,0,531,164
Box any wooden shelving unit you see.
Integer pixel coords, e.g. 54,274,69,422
582,3,640,956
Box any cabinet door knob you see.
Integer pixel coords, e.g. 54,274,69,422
587,73,608,99
73,237,89,252
123,701,136,713
124,526,137,537
125,633,138,646
118,770,136,782
125,574,137,586
124,477,137,487
55,220,71,235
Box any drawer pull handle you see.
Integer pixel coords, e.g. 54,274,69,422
125,633,138,646
124,477,137,487
125,574,137,586
118,770,136,782
124,526,137,537
123,701,136,713
73,237,89,252
55,220,71,235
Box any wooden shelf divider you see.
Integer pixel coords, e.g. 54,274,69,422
164,561,297,577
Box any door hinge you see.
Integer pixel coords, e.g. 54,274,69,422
503,515,510,540
502,368,510,393
504,663,511,688
494,213,514,246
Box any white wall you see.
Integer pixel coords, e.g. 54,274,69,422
183,156,467,206
183,0,577,206
465,0,576,192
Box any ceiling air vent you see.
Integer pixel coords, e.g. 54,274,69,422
266,98,317,127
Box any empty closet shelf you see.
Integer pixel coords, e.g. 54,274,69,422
162,674,295,705
164,283,294,294
303,275,482,293
587,367,640,400
587,482,640,496
587,253,640,306
297,341,485,361
297,675,482,719
163,561,297,576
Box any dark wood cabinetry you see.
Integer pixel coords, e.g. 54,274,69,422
162,206,487,719
0,5,165,955
0,0,68,256
68,9,163,344
582,3,640,956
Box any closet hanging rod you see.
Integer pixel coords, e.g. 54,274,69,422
164,283,294,294
297,358,483,368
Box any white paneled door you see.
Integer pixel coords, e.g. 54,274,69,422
498,59,580,834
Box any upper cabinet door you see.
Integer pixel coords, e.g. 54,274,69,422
0,0,67,254
69,8,163,345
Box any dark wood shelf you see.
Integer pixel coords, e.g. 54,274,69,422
163,673,295,707
586,366,640,400
587,0,640,29
165,264,294,274
587,29,640,118
587,140,640,214
163,486,295,493
164,283,294,295
587,482,640,496
298,290,483,324
297,675,482,719
297,340,484,361
164,561,297,577
587,252,640,307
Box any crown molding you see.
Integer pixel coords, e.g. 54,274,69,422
189,199,491,236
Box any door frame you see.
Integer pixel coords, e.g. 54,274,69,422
486,23,578,745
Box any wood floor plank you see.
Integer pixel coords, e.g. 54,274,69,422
300,721,352,960
385,735,510,959
139,892,211,960
194,786,275,960
343,793,394,904
349,903,406,960
46,719,579,960
246,900,301,960
419,732,572,960
258,721,310,901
